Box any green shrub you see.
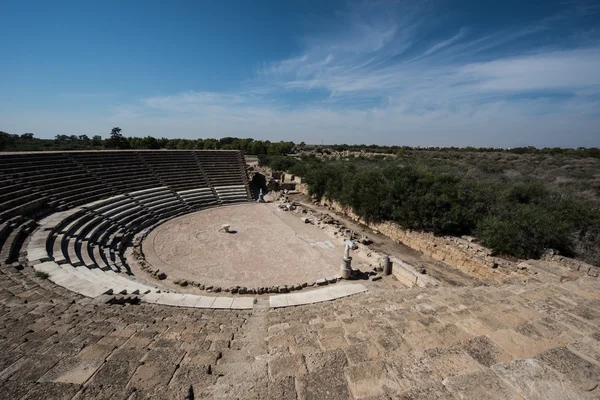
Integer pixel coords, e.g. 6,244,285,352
35,271,49,280
261,151,600,264
258,155,298,171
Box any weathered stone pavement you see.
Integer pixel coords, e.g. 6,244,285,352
1,263,599,399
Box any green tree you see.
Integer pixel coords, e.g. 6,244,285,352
203,139,219,150
104,127,130,149
0,131,15,150
91,135,103,146
141,136,160,149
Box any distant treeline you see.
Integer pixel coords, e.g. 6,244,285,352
307,144,600,159
259,154,600,265
2,129,599,158
0,129,294,155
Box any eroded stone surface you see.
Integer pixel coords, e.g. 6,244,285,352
141,203,368,289
0,261,599,399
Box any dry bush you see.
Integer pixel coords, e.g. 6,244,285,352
573,228,600,267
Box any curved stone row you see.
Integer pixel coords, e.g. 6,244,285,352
25,185,369,310
0,150,252,271
25,185,249,302
0,150,251,223
3,151,369,310
167,278,344,295
1,248,598,398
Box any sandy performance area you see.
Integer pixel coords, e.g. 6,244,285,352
142,203,367,288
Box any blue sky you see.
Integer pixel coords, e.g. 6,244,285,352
1,0,599,147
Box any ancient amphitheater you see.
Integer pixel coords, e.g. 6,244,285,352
1,150,599,399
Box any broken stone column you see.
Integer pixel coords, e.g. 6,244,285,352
221,224,230,233
383,255,393,276
340,240,354,279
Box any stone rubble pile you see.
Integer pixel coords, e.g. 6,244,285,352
277,195,388,282
312,197,522,283
168,276,344,295
541,249,599,278
131,229,169,281
278,196,362,243
291,188,600,285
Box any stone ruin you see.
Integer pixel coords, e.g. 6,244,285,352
0,152,598,399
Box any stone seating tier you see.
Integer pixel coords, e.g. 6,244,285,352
62,213,95,236
85,219,113,242
124,214,158,231
15,169,88,181
0,181,27,194
0,187,34,204
180,191,216,200
3,150,251,289
35,261,159,296
0,222,15,257
0,218,37,265
79,242,95,267
180,194,218,204
139,152,209,191
119,210,151,228
72,215,104,238
137,193,178,206
215,185,251,203
50,184,109,205
105,205,143,222
28,185,247,298
27,179,94,198
0,193,41,214
90,198,132,215
91,246,110,270
50,233,67,264
1,150,249,223
205,172,243,178
96,224,121,247
0,198,47,223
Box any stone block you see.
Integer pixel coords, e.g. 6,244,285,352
141,292,164,304
269,354,307,378
345,360,403,398
306,288,335,304
270,295,289,308
38,358,103,385
488,329,553,359
212,296,234,309
444,369,522,400
535,346,600,392
286,293,311,306
231,297,254,310
492,358,582,400
178,295,203,308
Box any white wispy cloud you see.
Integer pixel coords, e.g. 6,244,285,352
459,48,600,92
9,1,598,146
421,28,468,57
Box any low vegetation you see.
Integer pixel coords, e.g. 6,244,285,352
0,128,294,155
3,126,599,265
34,271,49,280
260,152,600,266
